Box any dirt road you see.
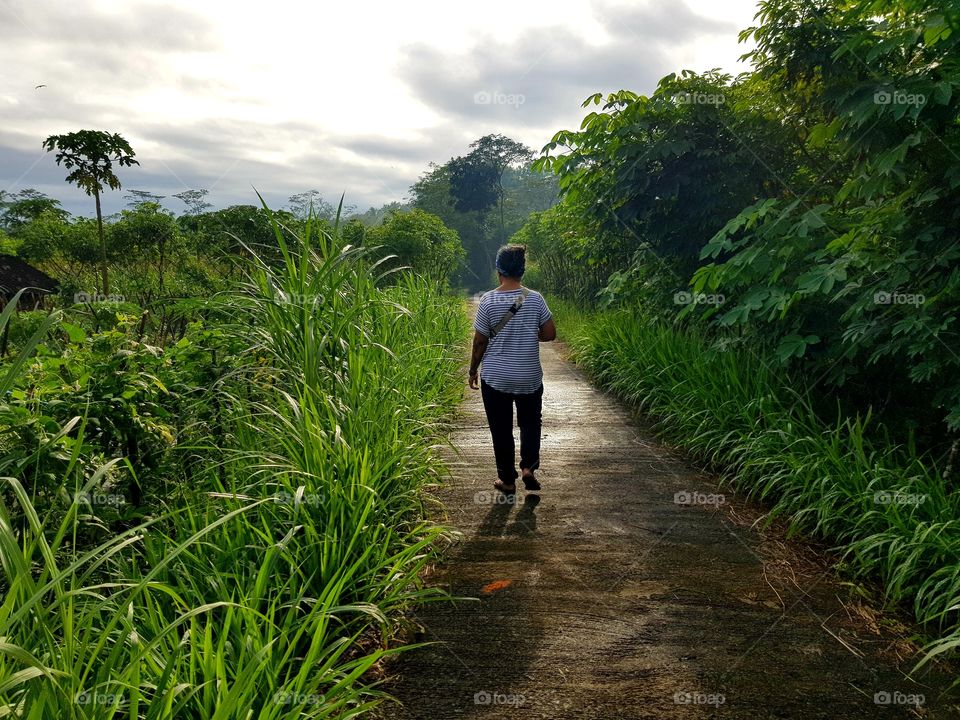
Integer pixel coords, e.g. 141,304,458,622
384,338,958,719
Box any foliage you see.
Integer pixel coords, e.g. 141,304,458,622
172,189,212,216
530,0,960,445
348,201,409,227
0,228,18,255
42,131,139,199
15,212,100,287
693,0,960,432
364,208,464,285
43,130,139,295
286,190,342,221
410,140,557,291
510,202,609,302
0,210,468,717
107,202,181,292
0,188,70,231
449,134,533,244
535,72,798,280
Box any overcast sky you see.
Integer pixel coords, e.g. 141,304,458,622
0,0,761,217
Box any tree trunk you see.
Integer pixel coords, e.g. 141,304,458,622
94,188,109,294
497,177,506,243
158,230,167,294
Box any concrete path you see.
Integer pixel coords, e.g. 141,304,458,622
384,338,958,719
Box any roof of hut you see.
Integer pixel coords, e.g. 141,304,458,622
0,254,59,298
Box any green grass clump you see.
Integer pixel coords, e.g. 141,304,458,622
552,301,960,669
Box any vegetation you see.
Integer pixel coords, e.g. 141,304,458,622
410,134,558,290
528,0,959,667
43,131,140,295
531,0,959,447
0,203,468,716
2,0,957,709
0,128,546,716
361,209,465,285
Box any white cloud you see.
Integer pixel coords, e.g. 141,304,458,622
0,0,761,216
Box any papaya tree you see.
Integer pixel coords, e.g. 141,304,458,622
43,130,139,294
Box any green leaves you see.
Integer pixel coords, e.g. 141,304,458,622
795,262,846,295
59,321,86,344
0,209,469,718
775,333,820,361
42,130,138,197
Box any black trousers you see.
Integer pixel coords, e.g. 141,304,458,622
480,379,544,483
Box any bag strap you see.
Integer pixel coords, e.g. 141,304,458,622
489,288,530,339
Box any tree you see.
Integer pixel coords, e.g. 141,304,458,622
696,0,960,433
108,202,180,294
410,153,554,290
15,213,99,288
172,189,212,216
448,154,500,215
451,134,533,243
340,218,367,246
365,209,464,285
124,189,165,209
348,201,408,226
0,189,69,231
43,130,138,294
0,228,18,255
410,161,491,288
287,191,336,221
195,204,292,258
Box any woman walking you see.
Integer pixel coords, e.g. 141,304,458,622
468,245,556,494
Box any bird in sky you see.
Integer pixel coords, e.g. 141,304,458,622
35,84,46,89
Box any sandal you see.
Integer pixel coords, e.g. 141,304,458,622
493,479,517,494
521,473,541,492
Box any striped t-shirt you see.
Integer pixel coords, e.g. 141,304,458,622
474,287,552,394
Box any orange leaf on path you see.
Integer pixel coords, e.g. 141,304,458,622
480,579,513,595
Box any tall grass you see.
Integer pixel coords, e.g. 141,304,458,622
552,300,960,669
0,211,468,717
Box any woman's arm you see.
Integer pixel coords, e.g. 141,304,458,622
468,330,489,388
538,318,556,342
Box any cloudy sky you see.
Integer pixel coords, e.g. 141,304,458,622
0,0,761,217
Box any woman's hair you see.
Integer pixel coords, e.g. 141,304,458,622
495,244,526,278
